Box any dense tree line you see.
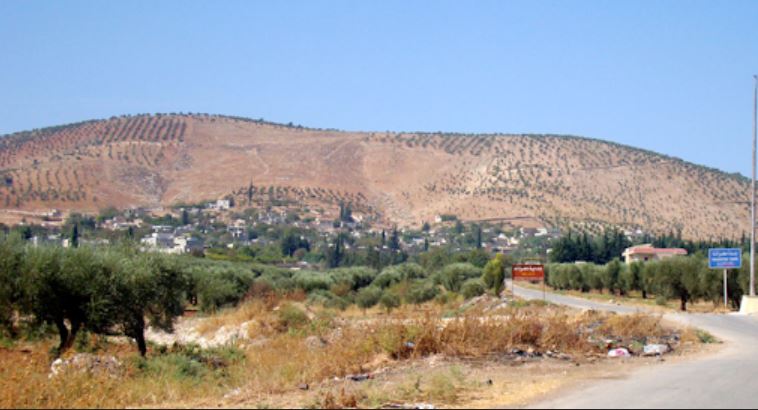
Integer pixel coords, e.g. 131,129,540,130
550,228,748,265
549,229,631,264
547,255,751,311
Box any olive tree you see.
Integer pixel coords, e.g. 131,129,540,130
654,256,703,311
435,263,482,293
0,233,24,336
20,246,187,356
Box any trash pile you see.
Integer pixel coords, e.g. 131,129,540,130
576,311,679,360
603,338,675,359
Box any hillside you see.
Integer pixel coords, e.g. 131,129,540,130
0,113,750,240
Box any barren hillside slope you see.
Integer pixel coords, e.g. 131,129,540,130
0,114,749,239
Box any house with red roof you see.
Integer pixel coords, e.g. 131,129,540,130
622,244,687,264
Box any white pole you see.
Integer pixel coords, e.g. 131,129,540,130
752,75,757,297
724,269,728,309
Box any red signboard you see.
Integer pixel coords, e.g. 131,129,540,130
512,264,545,281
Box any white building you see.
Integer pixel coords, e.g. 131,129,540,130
208,199,232,210
622,244,687,264
141,232,204,255
141,232,175,249
172,236,204,254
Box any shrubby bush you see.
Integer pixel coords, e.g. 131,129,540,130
372,263,425,289
405,281,440,304
356,286,383,310
379,290,401,312
186,261,256,312
275,303,310,331
293,270,333,293
481,254,508,295
327,266,378,290
435,263,482,292
372,269,402,289
461,278,486,299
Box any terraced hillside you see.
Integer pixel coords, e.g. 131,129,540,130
0,113,749,239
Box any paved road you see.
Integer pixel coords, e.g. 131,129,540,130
508,281,758,409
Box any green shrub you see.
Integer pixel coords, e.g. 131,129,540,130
405,281,440,304
372,268,403,289
356,286,383,310
436,263,482,292
481,254,507,295
461,279,486,299
324,296,350,311
379,291,401,312
187,261,257,311
276,303,310,331
293,270,333,292
306,289,337,306
327,266,378,290
565,264,584,291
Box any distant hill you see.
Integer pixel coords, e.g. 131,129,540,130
0,113,749,240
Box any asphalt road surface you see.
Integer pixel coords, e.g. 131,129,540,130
507,281,758,409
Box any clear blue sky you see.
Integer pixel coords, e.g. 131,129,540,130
1,1,756,176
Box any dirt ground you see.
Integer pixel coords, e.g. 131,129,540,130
152,333,716,409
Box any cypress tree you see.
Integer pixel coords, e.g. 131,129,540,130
70,224,79,248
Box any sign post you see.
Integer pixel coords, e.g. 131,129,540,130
724,269,729,309
708,248,742,309
512,264,546,301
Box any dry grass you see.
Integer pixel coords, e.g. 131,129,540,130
0,342,236,408
194,300,271,336
0,296,705,409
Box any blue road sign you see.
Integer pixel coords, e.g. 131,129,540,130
708,248,742,269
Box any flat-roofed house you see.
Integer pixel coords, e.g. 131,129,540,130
622,244,687,264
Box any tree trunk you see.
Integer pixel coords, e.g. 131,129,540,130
126,315,148,356
54,316,69,356
680,296,687,312
64,318,82,351
642,290,648,299
136,331,147,357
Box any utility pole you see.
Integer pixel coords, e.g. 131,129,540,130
752,75,757,297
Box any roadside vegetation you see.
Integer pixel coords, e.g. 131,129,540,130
546,255,750,311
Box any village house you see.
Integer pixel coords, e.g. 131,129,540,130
140,231,204,255
227,225,246,239
141,231,175,249
139,224,204,254
622,244,688,264
100,216,143,231
207,199,232,211
171,235,204,254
